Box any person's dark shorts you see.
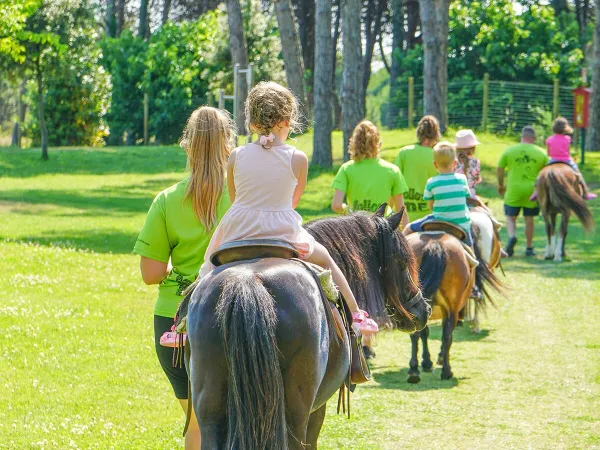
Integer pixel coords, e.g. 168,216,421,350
504,204,540,217
154,315,188,399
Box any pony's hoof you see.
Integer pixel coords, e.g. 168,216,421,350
407,373,421,384
441,370,453,380
472,327,482,334
554,256,563,262
422,362,433,373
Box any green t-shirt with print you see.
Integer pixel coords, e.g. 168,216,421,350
498,143,548,208
331,157,408,213
393,144,438,220
133,179,231,318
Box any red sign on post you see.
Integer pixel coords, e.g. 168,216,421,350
572,87,592,129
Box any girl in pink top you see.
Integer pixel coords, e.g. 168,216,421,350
199,82,378,334
545,117,595,200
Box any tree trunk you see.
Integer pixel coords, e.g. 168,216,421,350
586,0,600,151
292,0,315,109
363,0,387,95
406,0,420,48
331,2,341,130
226,0,250,134
162,0,172,25
312,0,334,167
36,61,48,160
11,80,26,148
116,0,125,36
106,0,117,37
342,0,364,160
419,0,449,133
387,0,403,128
274,0,310,121
139,0,149,39
551,0,569,15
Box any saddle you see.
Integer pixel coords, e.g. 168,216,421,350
419,221,478,268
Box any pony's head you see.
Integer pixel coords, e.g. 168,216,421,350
305,205,430,333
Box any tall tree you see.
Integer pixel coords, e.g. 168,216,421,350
363,0,387,94
106,0,117,36
387,0,403,128
274,0,309,120
331,1,342,129
116,0,125,35
226,0,250,134
419,0,449,133
406,0,420,48
139,0,149,39
312,0,334,167
162,0,172,25
342,0,364,159
10,80,27,148
586,0,600,151
291,0,314,107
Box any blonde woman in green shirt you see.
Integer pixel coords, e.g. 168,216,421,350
332,120,409,228
133,107,234,450
393,115,441,220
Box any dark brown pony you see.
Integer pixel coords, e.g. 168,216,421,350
187,208,430,449
537,163,594,262
405,232,502,382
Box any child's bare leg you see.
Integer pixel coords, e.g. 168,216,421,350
306,242,360,313
403,224,415,236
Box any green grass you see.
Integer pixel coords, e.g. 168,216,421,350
1,130,599,449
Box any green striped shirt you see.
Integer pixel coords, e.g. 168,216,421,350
423,173,471,231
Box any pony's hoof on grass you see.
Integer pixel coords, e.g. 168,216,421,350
407,374,421,384
553,256,563,262
472,327,482,334
441,370,453,380
422,362,433,372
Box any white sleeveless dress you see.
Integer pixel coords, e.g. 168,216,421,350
199,143,316,277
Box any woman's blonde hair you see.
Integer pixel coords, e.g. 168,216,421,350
245,81,303,138
348,120,381,161
181,106,235,230
552,116,574,135
416,115,441,144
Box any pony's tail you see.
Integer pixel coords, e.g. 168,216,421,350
419,240,447,300
216,274,287,450
473,238,503,311
547,171,594,232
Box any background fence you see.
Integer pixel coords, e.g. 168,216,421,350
390,74,576,141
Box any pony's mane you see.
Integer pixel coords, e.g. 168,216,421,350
305,212,417,326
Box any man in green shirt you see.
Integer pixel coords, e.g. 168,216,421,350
497,126,548,256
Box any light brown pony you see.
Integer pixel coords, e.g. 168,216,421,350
537,163,594,262
405,230,502,382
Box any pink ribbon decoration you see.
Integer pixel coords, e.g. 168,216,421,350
259,132,276,146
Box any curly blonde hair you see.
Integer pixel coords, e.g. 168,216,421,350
416,115,441,144
181,106,236,230
245,81,303,139
348,120,381,161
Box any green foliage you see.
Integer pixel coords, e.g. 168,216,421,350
23,1,110,147
0,0,41,62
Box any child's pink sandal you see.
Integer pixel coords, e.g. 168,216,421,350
160,326,186,348
352,310,379,334
585,193,597,200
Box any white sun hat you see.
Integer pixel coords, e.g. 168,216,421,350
455,129,481,149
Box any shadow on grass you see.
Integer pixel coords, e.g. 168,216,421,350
370,368,459,391
423,324,493,343
2,229,137,254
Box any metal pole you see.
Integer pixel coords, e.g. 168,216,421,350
581,128,586,165
553,79,559,118
482,73,490,131
408,77,414,129
233,63,240,124
207,92,213,107
218,89,224,110
143,92,149,145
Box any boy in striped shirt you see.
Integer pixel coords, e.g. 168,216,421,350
403,141,481,246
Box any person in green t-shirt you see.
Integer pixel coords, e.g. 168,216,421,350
331,120,409,228
393,115,441,220
497,126,548,257
133,106,233,450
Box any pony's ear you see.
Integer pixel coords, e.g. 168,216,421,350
387,207,406,230
374,203,387,217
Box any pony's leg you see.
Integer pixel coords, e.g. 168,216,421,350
545,212,558,260
408,331,421,383
420,325,433,372
305,404,327,449
555,212,569,261
440,312,458,380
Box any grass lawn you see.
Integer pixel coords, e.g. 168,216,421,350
1,130,599,449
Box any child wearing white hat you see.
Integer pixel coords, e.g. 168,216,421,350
455,129,482,197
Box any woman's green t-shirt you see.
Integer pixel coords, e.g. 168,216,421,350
331,157,408,212
393,144,438,220
133,179,230,318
